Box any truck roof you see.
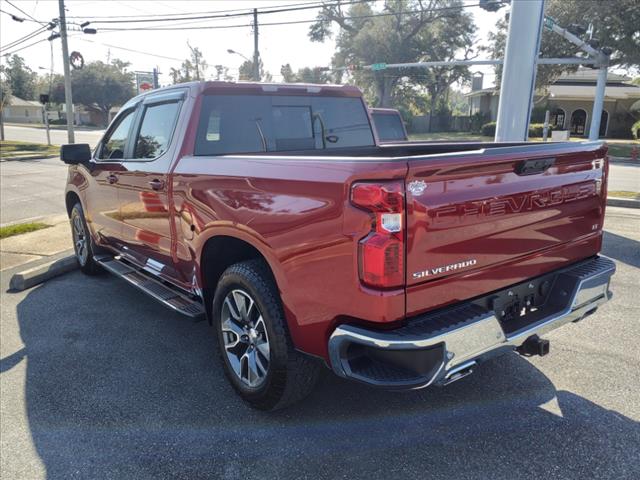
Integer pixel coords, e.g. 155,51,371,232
128,81,363,105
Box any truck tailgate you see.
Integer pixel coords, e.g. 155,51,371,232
405,141,607,315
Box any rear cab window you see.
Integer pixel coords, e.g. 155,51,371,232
195,94,374,155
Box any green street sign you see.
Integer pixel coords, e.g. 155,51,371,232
371,63,387,71
544,17,555,30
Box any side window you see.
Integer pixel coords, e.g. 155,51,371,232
99,110,135,160
133,101,180,159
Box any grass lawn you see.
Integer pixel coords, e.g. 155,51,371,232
608,191,640,200
408,132,492,142
0,140,59,159
0,222,51,239
606,141,639,158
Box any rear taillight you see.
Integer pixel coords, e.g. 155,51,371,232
351,181,404,289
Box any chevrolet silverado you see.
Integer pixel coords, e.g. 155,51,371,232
62,81,615,410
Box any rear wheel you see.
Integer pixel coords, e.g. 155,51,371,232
70,202,102,275
212,259,320,410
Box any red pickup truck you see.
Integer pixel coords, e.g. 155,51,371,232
62,81,615,410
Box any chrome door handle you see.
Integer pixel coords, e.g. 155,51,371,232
148,179,165,191
107,174,118,184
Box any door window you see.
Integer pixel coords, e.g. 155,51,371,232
133,101,181,159
98,109,135,160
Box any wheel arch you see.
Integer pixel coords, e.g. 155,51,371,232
198,233,291,328
65,190,81,217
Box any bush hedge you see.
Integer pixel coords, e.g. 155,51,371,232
631,120,640,140
480,122,554,138
481,122,496,136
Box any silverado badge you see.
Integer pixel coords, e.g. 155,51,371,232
407,180,427,195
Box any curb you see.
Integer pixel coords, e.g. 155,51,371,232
0,154,57,162
609,157,639,166
9,255,78,291
607,197,640,209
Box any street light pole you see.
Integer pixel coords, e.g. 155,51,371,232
494,0,545,142
58,0,75,143
252,9,260,82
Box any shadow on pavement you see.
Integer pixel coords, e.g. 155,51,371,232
9,271,640,479
603,231,640,268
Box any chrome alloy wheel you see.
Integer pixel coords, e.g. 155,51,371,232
221,289,270,387
71,212,88,265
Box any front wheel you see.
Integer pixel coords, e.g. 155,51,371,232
70,202,102,275
212,259,320,410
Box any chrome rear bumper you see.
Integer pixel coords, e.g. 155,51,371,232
328,256,615,389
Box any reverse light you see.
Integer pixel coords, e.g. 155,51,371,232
351,181,405,289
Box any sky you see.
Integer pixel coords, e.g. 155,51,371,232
0,0,502,89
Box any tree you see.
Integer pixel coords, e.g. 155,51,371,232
0,78,11,140
487,0,640,89
279,64,331,83
52,59,135,125
0,54,37,100
308,0,476,109
213,65,234,82
170,44,209,84
239,59,272,82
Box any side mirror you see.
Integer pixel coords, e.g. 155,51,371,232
60,144,92,164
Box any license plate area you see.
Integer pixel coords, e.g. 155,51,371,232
473,270,576,335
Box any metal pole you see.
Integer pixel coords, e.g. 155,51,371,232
588,64,608,140
495,0,545,142
542,110,550,142
44,105,51,145
253,8,260,82
58,0,75,143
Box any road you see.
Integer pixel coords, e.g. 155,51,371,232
3,124,104,148
609,163,640,193
0,207,638,479
0,157,68,225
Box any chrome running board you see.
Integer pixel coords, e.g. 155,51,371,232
95,255,205,319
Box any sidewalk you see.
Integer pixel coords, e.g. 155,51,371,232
0,215,72,271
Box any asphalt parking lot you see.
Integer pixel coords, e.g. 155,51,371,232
1,207,639,480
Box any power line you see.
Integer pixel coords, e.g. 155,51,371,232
97,3,486,32
77,0,375,24
1,37,49,56
73,37,184,62
0,25,48,52
4,0,47,25
66,0,364,20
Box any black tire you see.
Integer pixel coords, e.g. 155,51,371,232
70,202,103,275
212,259,320,411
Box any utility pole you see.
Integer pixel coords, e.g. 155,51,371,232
58,0,75,143
252,8,260,82
495,0,545,142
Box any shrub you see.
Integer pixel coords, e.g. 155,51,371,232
608,112,636,139
481,122,554,138
481,121,496,136
630,120,640,140
528,123,553,137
